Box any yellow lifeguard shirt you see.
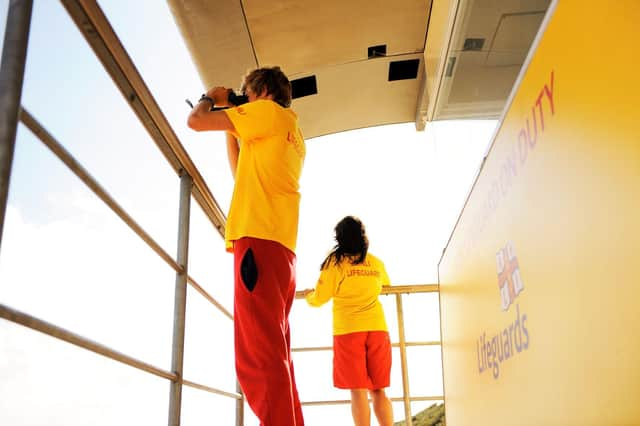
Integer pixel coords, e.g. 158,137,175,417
306,253,390,335
224,100,305,253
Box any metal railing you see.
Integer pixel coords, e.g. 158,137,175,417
0,1,444,425
294,284,443,426
0,1,241,425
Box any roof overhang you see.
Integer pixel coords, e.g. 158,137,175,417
168,0,551,139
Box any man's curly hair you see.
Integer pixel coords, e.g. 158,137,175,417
241,66,292,108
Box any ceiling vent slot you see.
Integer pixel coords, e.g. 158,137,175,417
388,59,420,81
291,75,318,99
445,57,457,77
463,38,485,51
368,44,387,58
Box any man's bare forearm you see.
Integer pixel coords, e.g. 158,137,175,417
187,87,235,132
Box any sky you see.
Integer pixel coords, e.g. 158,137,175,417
0,1,496,425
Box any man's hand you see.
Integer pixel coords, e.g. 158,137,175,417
187,87,235,132
206,86,231,107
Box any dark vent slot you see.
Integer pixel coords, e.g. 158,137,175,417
368,44,387,58
291,75,318,99
463,38,485,51
388,59,420,81
445,57,457,77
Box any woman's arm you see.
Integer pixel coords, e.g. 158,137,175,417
305,269,337,307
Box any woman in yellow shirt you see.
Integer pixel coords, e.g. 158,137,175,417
304,216,393,426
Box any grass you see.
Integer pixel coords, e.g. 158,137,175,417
393,402,445,426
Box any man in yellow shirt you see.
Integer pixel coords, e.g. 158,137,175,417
304,216,393,426
188,67,305,426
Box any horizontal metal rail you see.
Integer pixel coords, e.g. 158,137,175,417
0,302,175,380
292,341,441,353
60,0,227,237
295,283,438,300
0,303,240,399
382,284,439,294
19,108,232,322
301,396,444,407
188,275,233,321
19,108,181,272
183,379,242,400
293,284,440,353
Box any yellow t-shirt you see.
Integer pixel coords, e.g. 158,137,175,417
306,253,390,335
224,100,305,253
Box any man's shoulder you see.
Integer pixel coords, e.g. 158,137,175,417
241,100,297,119
236,99,274,114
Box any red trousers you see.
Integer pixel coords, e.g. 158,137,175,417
233,237,304,426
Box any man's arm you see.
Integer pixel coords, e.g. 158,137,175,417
226,132,239,179
187,87,236,132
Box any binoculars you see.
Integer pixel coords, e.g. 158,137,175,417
228,91,249,106
186,89,248,111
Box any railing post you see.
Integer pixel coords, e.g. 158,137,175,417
168,172,192,426
395,293,413,426
0,0,33,254
235,381,244,426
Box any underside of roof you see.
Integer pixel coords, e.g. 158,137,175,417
168,0,551,139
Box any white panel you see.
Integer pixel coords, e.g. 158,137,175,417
167,0,256,88
292,54,423,139
431,0,551,121
244,0,431,74
486,11,546,66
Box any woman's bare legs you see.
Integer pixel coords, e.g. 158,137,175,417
350,389,371,425
369,388,393,426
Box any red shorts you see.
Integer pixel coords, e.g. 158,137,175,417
333,331,391,390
